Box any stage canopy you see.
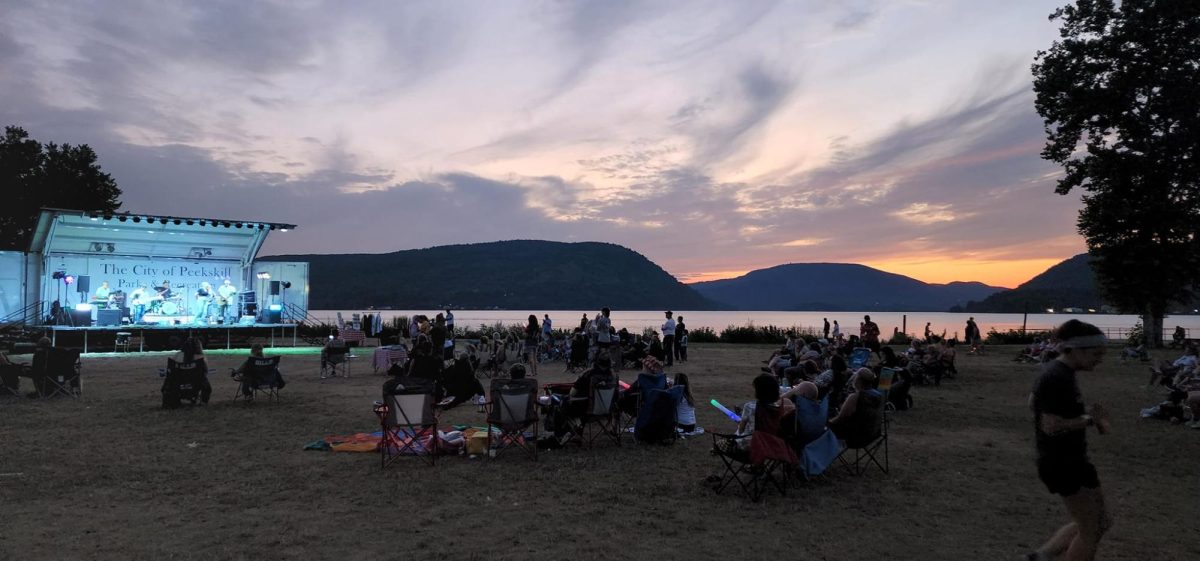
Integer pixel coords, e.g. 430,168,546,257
29,208,297,265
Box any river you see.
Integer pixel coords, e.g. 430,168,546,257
310,310,1200,340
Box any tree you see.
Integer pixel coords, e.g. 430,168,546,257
1032,0,1200,347
0,126,122,250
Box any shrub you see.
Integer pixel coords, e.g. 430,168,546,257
887,332,913,345
985,328,1054,345
687,326,718,343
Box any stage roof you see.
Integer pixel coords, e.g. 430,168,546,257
28,209,297,265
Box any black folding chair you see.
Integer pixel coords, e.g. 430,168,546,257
321,346,350,379
571,377,621,449
484,378,540,461
835,392,890,476
31,348,82,399
161,359,210,408
375,378,451,467
710,429,797,501
230,356,284,402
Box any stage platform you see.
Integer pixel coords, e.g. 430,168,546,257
36,322,301,353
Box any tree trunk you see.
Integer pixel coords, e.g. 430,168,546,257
1143,307,1165,348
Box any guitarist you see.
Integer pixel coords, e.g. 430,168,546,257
217,278,238,324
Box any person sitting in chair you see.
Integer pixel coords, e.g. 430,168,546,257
321,329,347,370
733,374,796,450
232,344,285,397
168,337,212,404
828,369,882,446
546,356,614,446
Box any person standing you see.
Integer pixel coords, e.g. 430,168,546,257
430,314,448,360
924,322,933,341
966,317,982,353
832,320,841,341
445,309,455,336
861,315,881,358
661,311,676,367
823,318,830,340
524,314,541,377
594,308,612,366
1024,320,1112,561
217,278,238,323
542,314,553,343
580,313,589,331
674,315,687,363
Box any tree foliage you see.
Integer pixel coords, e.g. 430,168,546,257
0,126,122,250
1032,0,1200,345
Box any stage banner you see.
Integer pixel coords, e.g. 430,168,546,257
41,255,247,306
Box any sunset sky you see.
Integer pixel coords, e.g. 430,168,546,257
0,1,1086,288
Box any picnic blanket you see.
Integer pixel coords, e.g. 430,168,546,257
305,426,529,454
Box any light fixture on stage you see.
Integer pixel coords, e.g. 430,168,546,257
280,228,288,232
189,247,213,259
199,220,206,226
186,219,194,225
74,303,93,312
106,243,115,253
281,281,291,289
256,272,271,280
235,223,243,228
132,216,141,223
119,215,128,222
64,275,75,285
103,214,112,221
223,222,230,228
173,219,182,225
268,304,282,312
52,271,66,280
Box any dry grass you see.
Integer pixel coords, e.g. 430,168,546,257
1,344,1197,561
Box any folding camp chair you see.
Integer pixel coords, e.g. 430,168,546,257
230,356,284,402
879,367,897,412
569,376,621,449
1,363,23,397
375,378,449,467
634,385,684,444
849,347,872,370
619,373,666,437
710,428,798,501
484,378,540,461
789,395,842,481
31,348,82,399
161,359,209,408
836,385,890,476
321,346,350,379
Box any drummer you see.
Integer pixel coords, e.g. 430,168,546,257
155,281,173,300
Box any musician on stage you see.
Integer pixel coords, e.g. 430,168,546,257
93,281,111,304
155,281,173,300
129,283,149,323
217,278,238,324
194,281,214,324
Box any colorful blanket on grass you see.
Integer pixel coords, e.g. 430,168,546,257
304,425,497,454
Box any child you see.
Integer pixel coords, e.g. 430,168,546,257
674,373,696,433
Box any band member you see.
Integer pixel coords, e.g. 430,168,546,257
129,283,149,323
93,281,111,303
193,281,214,324
155,281,173,300
217,278,238,323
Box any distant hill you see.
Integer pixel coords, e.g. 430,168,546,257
260,240,719,310
690,263,1006,311
959,254,1102,313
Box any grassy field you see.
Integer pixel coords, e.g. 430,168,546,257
1,343,1197,560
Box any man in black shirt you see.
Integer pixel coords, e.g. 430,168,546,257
1024,320,1112,561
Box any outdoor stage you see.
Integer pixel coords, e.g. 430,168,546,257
38,322,302,353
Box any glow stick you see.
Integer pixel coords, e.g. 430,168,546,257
619,381,630,390
710,399,740,422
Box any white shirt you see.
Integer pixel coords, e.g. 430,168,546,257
662,318,676,337
595,315,611,343
218,284,237,299
676,399,696,426
832,324,841,337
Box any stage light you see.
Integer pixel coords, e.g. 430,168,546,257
103,214,112,220
65,275,75,285
223,222,230,228
89,216,98,221
132,216,141,223
281,281,291,289
186,219,194,225
257,224,265,230
268,304,282,312
280,228,289,232
52,271,66,280
173,219,181,225
160,218,169,225
268,225,275,230
106,243,115,253
235,223,243,229
119,216,127,222
74,303,93,312
199,220,206,226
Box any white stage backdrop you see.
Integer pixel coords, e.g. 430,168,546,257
41,255,247,306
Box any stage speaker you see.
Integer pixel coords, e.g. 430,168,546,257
76,275,90,293
264,309,282,324
239,315,256,325
70,309,93,326
269,281,280,295
97,309,121,326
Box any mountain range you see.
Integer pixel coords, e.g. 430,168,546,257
260,240,717,310
690,263,1007,311
957,254,1102,312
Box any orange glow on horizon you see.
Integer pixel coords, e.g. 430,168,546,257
681,258,1067,289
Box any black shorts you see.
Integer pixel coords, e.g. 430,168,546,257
865,339,881,352
1037,459,1100,497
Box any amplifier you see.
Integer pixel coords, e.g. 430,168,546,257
96,309,122,326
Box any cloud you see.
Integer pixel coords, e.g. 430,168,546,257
890,203,968,224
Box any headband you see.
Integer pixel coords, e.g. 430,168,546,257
1060,334,1107,349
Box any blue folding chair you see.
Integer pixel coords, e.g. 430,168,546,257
791,395,842,479
849,347,871,369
